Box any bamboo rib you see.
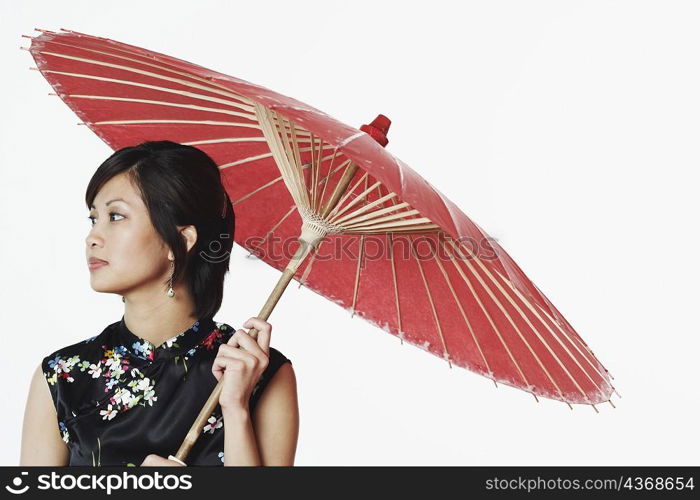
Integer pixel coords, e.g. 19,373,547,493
269,112,307,208
319,162,360,219
187,135,326,146
316,154,348,213
323,169,369,220
255,103,310,209
310,133,319,210
247,205,297,256
313,135,325,200
445,239,589,405
343,217,436,232
350,175,371,317
354,224,441,234
274,114,303,192
533,300,613,380
425,238,495,383
40,68,252,113
232,174,286,206
438,238,534,396
83,119,259,127
380,185,406,345
221,148,345,171
288,119,303,175
493,269,614,396
341,209,421,231
387,232,403,344
329,192,400,226
30,38,254,109
351,235,365,317
451,240,609,403
32,48,256,110
326,180,382,222
334,201,411,227
233,158,351,207
457,248,609,402
65,94,257,120
409,235,453,368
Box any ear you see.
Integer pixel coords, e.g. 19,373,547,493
179,225,198,253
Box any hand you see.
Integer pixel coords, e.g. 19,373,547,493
140,454,186,466
211,317,271,411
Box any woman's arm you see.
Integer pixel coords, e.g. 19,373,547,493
20,364,70,466
223,362,299,466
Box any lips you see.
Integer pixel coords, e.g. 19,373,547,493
88,257,109,270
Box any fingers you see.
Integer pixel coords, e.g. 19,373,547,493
211,343,268,382
210,317,272,382
242,317,272,355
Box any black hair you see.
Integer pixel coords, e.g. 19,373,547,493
85,140,235,319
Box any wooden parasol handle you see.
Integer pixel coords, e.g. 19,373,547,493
170,225,324,464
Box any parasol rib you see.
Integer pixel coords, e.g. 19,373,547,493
439,238,534,396
492,269,614,398
33,48,256,109
449,239,606,404
30,38,255,108
447,239,592,405
426,239,495,382
409,235,453,368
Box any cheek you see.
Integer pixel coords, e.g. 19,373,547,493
109,229,165,274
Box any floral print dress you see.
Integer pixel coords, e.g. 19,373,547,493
41,316,292,466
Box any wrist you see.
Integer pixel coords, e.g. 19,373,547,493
222,403,250,420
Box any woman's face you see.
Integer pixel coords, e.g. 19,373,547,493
85,172,171,296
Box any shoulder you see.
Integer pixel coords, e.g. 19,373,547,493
40,323,114,387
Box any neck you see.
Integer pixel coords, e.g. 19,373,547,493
122,281,199,348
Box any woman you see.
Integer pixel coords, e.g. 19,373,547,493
19,141,299,466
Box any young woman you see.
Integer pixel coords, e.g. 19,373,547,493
20,141,299,466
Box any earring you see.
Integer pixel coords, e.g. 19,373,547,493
122,296,126,303
167,260,175,298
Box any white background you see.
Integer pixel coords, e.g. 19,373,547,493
1,0,698,466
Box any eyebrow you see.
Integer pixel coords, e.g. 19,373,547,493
89,198,129,209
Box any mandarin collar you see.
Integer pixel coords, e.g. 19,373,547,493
116,316,217,362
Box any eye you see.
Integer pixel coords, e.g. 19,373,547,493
87,212,125,226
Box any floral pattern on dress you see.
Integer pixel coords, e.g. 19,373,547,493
45,342,161,422
201,326,223,350
171,324,230,374
203,411,224,434
99,366,159,420
58,421,70,443
128,320,204,361
45,354,84,385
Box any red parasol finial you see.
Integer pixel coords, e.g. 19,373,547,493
360,114,391,147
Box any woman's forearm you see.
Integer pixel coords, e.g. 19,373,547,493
222,406,262,466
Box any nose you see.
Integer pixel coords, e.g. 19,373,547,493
85,225,104,249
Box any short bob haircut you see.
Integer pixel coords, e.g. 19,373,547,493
85,140,235,320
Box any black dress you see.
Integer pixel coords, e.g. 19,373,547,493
40,316,291,466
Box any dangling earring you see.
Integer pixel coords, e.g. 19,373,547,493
167,260,175,298
122,296,126,303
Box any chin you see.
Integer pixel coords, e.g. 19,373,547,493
89,277,119,294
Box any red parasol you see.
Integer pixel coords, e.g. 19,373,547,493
23,27,617,464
